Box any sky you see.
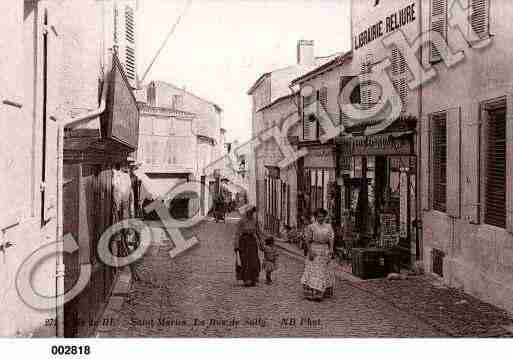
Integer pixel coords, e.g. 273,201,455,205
137,0,351,142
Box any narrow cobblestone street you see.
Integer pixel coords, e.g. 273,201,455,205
103,218,456,338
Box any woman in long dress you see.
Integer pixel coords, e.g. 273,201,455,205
301,208,335,301
234,206,262,286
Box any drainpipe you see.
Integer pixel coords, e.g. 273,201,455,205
54,69,110,338
417,0,423,264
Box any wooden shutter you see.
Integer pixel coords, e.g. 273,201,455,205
430,0,447,62
360,60,370,109
125,5,136,83
302,92,315,140
461,109,481,224
470,0,490,40
432,112,447,212
339,76,359,125
506,93,513,233
391,46,408,112
483,99,506,228
315,90,321,139
447,107,461,218
319,86,328,107
421,115,431,211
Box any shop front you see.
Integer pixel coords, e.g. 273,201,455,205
297,145,337,228
337,116,418,275
62,54,139,337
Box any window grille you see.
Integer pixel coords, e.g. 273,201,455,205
431,112,447,212
484,106,506,228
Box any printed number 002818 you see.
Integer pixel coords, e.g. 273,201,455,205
50,345,91,355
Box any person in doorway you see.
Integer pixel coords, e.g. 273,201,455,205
262,236,279,284
234,206,262,286
301,208,335,301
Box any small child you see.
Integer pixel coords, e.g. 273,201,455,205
262,237,279,284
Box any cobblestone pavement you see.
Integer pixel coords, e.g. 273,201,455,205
103,218,511,338
353,276,513,337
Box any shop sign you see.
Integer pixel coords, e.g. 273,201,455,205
348,133,413,156
353,3,416,50
102,55,139,149
304,147,335,168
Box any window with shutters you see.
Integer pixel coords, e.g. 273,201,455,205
172,94,183,110
144,137,152,164
431,112,447,212
470,0,490,40
316,87,327,136
302,90,316,140
124,6,136,82
114,4,119,44
430,0,447,63
360,63,370,110
125,6,135,44
339,76,360,123
125,46,136,81
391,46,408,112
483,99,506,228
319,86,328,109
152,139,160,165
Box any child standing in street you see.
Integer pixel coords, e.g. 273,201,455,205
262,237,279,284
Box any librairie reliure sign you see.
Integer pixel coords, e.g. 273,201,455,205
354,3,416,51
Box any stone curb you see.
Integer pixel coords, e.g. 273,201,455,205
95,266,132,337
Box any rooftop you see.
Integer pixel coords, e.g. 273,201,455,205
290,51,353,86
151,80,223,112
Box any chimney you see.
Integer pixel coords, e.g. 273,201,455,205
297,40,315,66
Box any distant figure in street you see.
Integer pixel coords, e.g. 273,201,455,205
301,208,335,301
234,206,262,287
213,193,225,222
262,236,279,285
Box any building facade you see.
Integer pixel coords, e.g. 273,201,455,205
291,54,353,234
419,0,513,312
146,81,223,148
248,40,340,232
343,0,421,265
258,94,300,234
0,0,140,337
136,102,199,218
0,0,58,338
138,81,228,216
